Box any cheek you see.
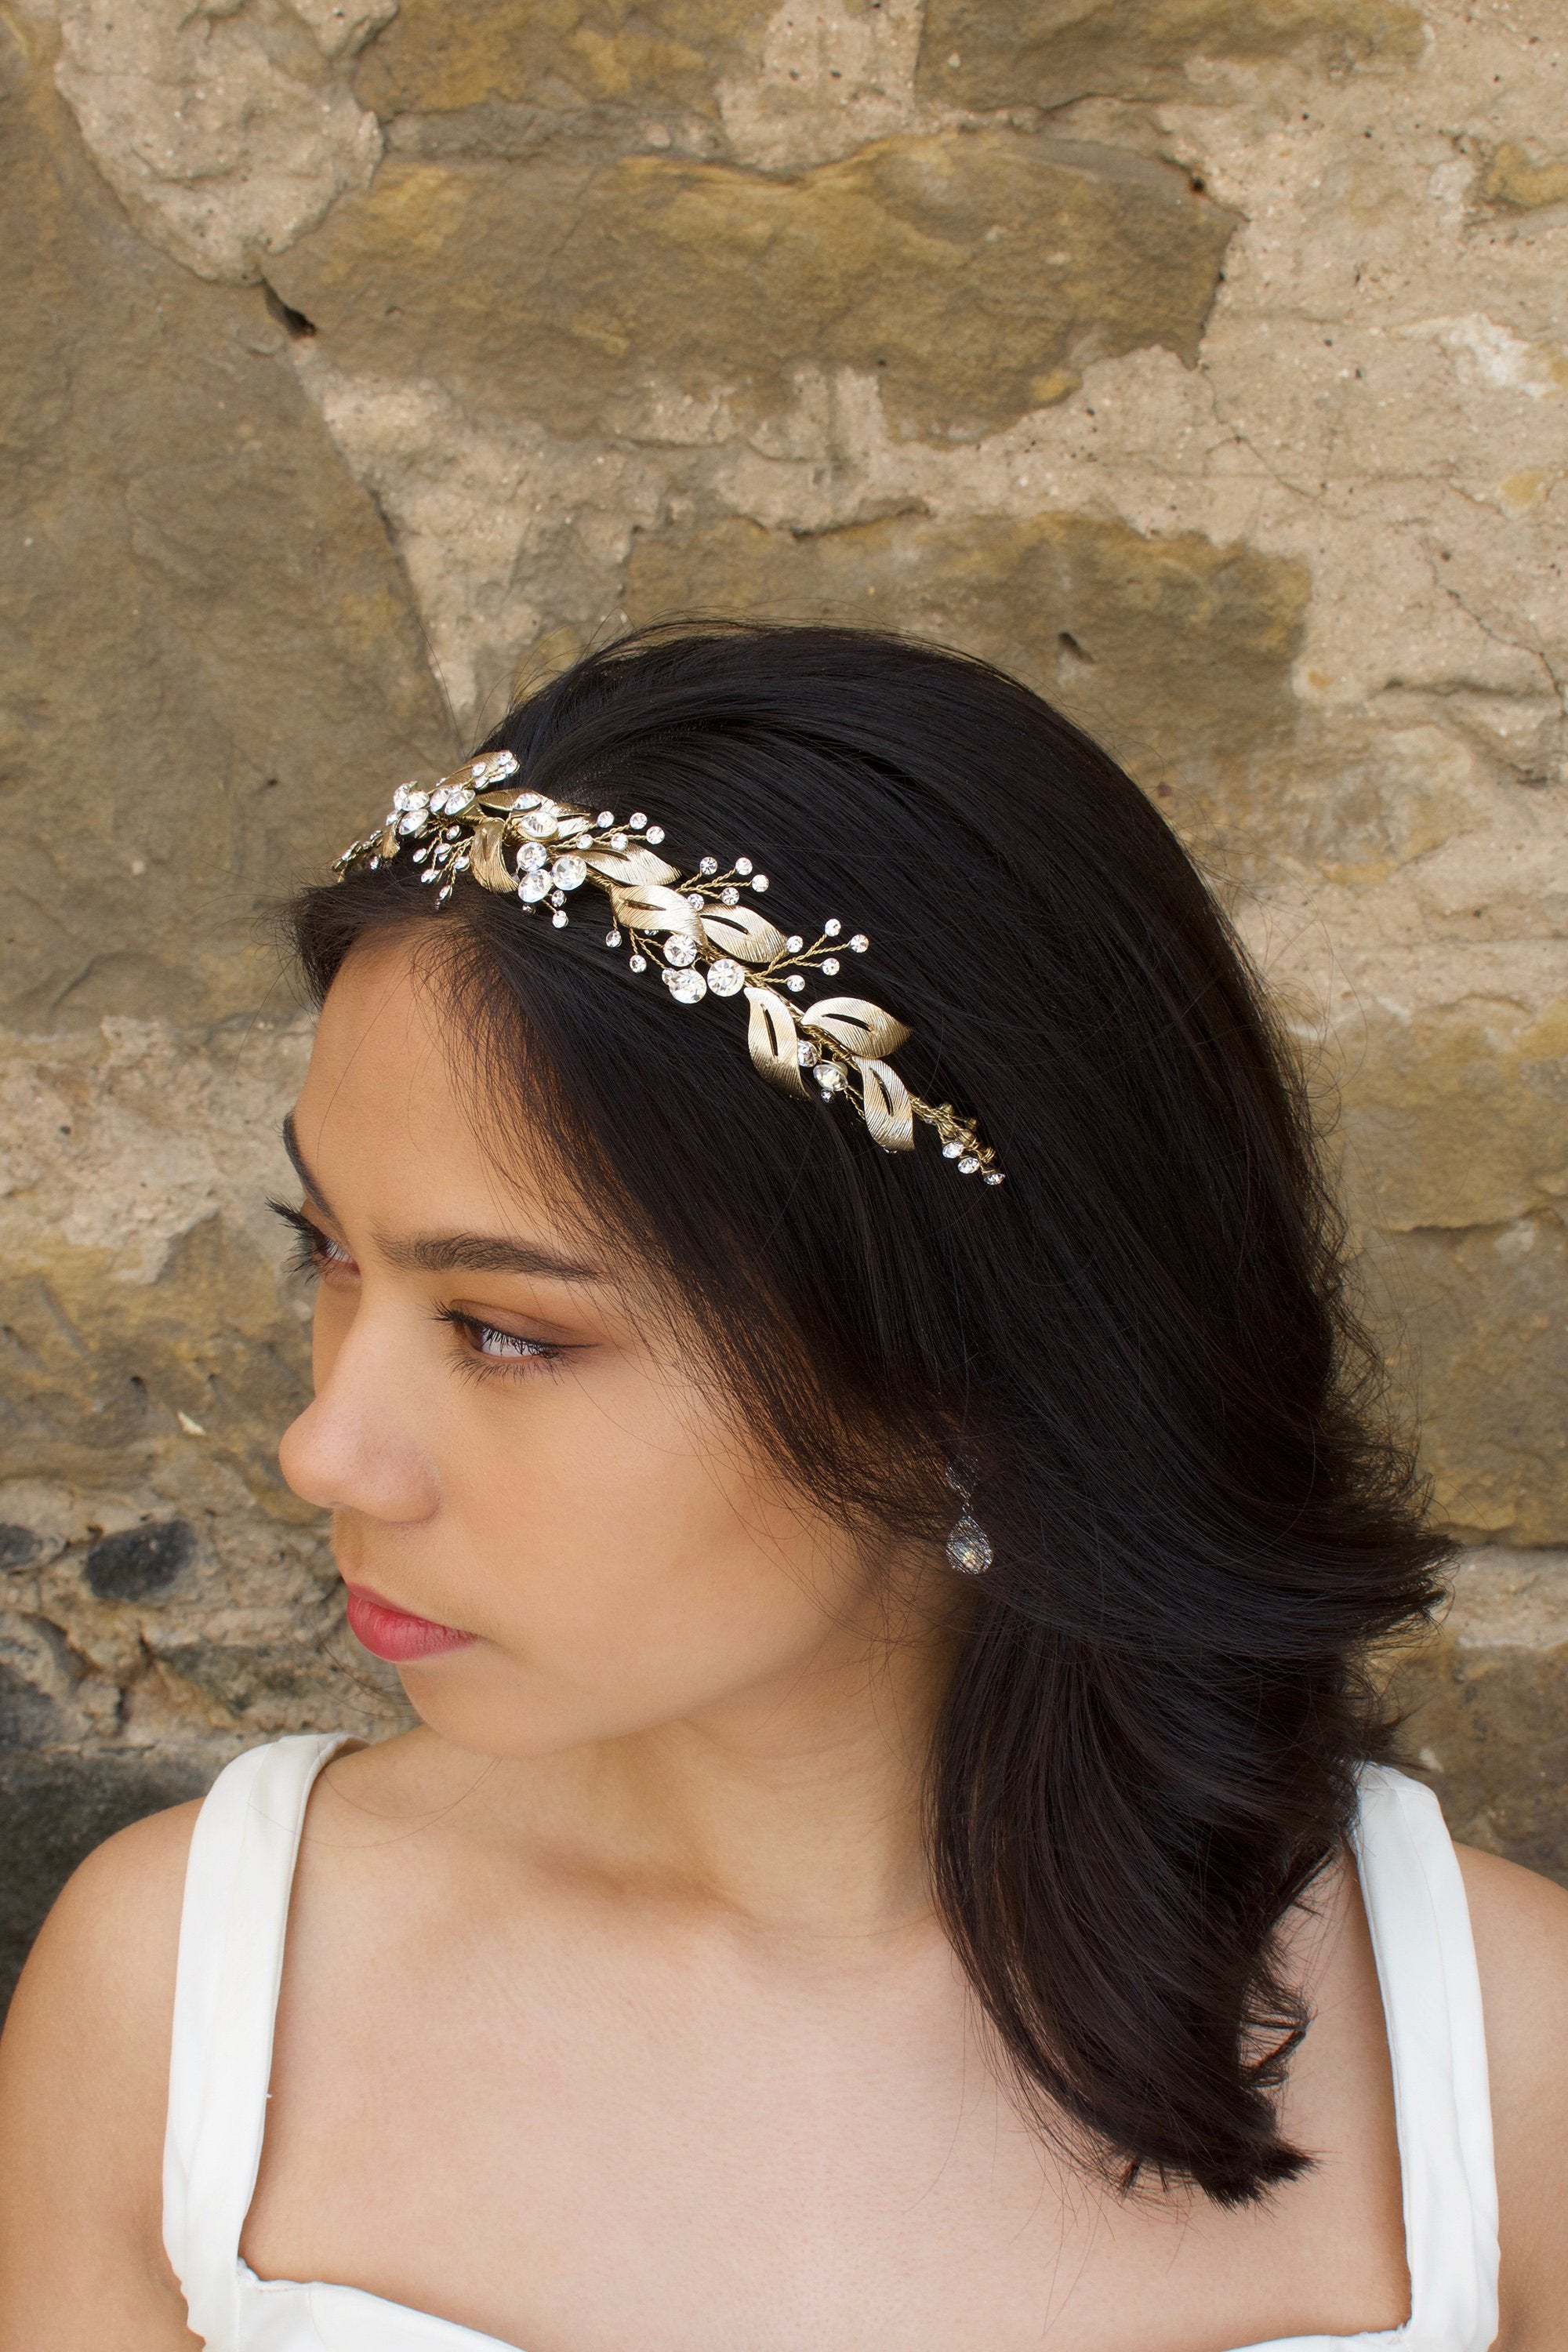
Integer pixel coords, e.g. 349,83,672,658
430,1372,856,1736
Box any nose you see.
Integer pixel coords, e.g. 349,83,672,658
278,1313,441,1526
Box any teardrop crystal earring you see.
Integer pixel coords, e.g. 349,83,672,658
944,1461,993,1577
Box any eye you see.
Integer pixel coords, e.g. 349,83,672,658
435,1308,570,1380
268,1198,357,1281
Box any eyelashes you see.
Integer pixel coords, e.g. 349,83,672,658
266,1199,571,1383
268,1197,350,1279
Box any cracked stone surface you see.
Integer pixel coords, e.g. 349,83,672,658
2,0,1566,1999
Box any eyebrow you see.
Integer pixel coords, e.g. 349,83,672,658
281,1114,604,1286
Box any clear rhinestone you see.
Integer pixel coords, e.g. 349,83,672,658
604,927,622,948
521,808,557,839
815,1062,845,1092
444,788,474,815
735,857,753,875
786,935,804,953
797,1040,821,1067
821,956,840,975
646,825,665,844
487,752,518,781
707,957,745,996
432,844,451,863
596,810,614,826
609,831,629,850
397,811,425,835
958,1155,981,1175
406,789,430,809
444,826,461,840
664,934,699,967
824,918,841,937
513,791,542,809
517,870,551,903
699,855,718,875
549,889,565,908
551,855,586,891
942,1141,964,1159
630,812,647,829
421,866,439,884
412,846,428,862
629,953,648,972
946,1515,993,1576
552,910,569,927
368,855,381,870
684,891,704,910
850,933,869,952
664,966,707,1004
751,874,769,891
786,974,805,993
983,1171,1005,1186
720,886,739,906
437,885,453,905
517,841,548,870
455,854,470,869
393,784,415,811
428,789,451,815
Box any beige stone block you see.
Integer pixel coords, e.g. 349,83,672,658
1364,1217,1568,1546
354,0,764,120
0,1217,311,1512
53,0,384,280
270,130,1237,443
1394,1548,1568,1880
0,1011,324,1525
1337,997,1568,1236
1474,141,1568,216
624,509,1306,782
917,0,1425,114
1,19,450,1030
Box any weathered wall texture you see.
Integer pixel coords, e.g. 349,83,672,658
2,0,1565,2001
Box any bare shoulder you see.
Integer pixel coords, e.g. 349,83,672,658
1457,1841,1568,2024
0,1795,206,2345
2,1790,201,2084
1454,1844,1568,2348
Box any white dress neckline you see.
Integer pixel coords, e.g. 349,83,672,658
162,1736,1500,2352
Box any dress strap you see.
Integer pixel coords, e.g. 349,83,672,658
162,1732,356,2347
1352,1764,1499,2352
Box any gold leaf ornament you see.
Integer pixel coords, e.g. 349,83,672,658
331,760,1004,1185
583,846,681,888
745,986,809,1098
800,996,913,1060
466,821,514,893
608,882,704,940
699,901,786,964
857,1057,916,1150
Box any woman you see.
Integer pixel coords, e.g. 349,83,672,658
1,624,1564,2350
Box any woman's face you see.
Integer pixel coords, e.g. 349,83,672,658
278,934,910,1761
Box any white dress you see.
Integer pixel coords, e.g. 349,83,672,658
163,1735,1500,2352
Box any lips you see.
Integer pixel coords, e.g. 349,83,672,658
343,1583,477,1663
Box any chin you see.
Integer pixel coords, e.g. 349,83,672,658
394,1659,617,1762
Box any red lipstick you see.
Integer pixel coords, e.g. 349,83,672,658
344,1583,477,1662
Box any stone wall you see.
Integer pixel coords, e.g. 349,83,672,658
2,0,1565,2005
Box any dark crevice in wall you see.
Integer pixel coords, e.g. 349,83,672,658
262,281,317,340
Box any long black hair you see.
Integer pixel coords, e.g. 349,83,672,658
291,622,1448,2205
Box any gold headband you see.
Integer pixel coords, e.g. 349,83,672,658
332,751,1004,1185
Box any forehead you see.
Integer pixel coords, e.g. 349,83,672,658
295,935,558,1236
